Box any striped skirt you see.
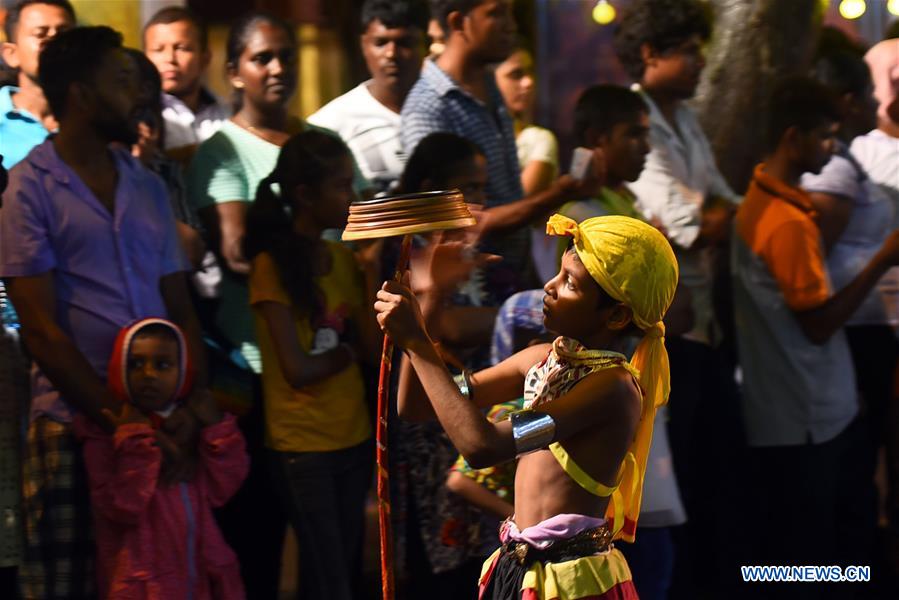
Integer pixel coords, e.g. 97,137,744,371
478,515,638,600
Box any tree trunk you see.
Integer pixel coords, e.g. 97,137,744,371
692,0,824,194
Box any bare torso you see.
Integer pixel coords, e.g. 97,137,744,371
512,369,641,529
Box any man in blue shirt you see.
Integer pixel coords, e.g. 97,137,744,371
402,0,592,302
402,0,521,211
2,26,206,599
0,0,76,170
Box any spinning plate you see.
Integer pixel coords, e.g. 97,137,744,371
342,190,476,241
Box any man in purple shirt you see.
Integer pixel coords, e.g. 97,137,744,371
0,27,206,599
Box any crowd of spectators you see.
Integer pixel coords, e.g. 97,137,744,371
1,0,899,598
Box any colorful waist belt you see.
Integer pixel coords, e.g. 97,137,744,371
500,523,613,565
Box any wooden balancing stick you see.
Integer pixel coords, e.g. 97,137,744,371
342,190,475,600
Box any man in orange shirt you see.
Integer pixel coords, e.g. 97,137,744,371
733,76,899,595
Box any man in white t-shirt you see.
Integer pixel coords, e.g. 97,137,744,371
143,6,228,157
853,39,899,214
854,39,899,570
307,0,428,194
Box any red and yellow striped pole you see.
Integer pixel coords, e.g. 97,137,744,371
375,233,412,600
342,191,474,600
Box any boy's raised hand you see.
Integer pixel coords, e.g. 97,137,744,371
410,231,501,295
101,402,150,429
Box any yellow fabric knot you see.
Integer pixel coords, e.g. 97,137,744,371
546,213,580,244
545,213,679,543
647,322,665,339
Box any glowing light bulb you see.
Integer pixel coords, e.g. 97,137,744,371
838,0,866,19
593,0,616,25
888,0,899,16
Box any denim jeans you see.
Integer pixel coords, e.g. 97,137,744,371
272,439,374,600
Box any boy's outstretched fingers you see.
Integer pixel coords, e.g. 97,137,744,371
411,237,499,294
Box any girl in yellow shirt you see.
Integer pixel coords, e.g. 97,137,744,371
244,129,382,600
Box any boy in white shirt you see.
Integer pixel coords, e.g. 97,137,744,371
143,6,229,158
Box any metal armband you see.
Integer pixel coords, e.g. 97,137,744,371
453,370,474,402
510,410,556,456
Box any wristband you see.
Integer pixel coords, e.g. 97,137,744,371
453,369,475,402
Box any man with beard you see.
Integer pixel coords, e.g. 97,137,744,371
0,0,76,170
0,26,206,600
308,0,428,194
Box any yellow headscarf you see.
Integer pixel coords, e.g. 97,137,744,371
546,213,679,542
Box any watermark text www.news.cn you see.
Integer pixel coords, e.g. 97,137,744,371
741,565,871,583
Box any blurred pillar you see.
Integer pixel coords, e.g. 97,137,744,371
70,0,142,47
692,0,824,193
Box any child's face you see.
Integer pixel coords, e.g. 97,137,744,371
144,20,208,98
542,249,621,338
441,154,488,206
126,334,180,412
600,112,651,184
300,155,356,230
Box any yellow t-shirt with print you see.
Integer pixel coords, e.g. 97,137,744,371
249,244,371,453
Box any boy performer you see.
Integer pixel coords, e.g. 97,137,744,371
375,214,678,599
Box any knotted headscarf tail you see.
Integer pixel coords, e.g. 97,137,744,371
546,213,679,542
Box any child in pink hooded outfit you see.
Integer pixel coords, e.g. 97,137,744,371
74,318,248,599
